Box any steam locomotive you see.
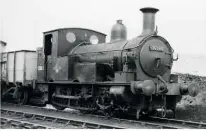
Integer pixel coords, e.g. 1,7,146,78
1,7,199,119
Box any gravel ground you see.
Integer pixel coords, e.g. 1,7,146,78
175,73,206,122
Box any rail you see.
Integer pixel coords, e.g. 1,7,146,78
1,117,51,129
1,109,124,129
1,103,206,129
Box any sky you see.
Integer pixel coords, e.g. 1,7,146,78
1,0,206,55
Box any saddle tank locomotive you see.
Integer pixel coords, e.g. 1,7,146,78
1,7,200,119
40,7,199,118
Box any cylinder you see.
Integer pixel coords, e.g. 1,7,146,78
109,86,133,102
140,7,159,35
110,20,127,42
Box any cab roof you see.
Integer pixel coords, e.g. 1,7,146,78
43,28,107,36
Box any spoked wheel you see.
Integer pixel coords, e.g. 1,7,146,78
153,109,175,118
172,109,176,118
51,97,67,110
103,107,119,118
136,109,141,120
136,109,149,119
79,97,97,114
52,104,66,110
17,90,29,105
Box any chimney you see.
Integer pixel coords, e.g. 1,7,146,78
140,7,159,36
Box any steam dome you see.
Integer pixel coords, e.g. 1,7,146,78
110,20,127,42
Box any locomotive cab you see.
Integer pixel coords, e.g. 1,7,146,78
41,28,107,82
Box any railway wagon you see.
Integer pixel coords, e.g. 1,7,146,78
1,50,37,104
0,41,7,82
0,41,7,95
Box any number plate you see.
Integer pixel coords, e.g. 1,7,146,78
149,45,164,52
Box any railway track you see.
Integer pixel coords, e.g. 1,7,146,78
1,117,52,129
1,109,123,129
1,103,206,129
143,116,206,129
